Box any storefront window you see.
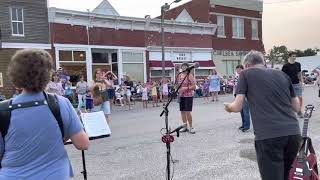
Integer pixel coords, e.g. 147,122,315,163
123,63,144,82
195,69,211,76
59,50,86,62
73,51,86,61
151,70,171,77
92,52,109,63
224,60,240,75
122,52,144,63
59,51,72,62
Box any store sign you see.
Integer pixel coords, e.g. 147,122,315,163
213,50,249,57
174,53,191,62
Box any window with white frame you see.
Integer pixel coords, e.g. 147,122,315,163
10,7,24,36
232,17,244,38
252,20,259,39
122,52,144,81
217,16,225,37
224,60,240,75
59,50,86,62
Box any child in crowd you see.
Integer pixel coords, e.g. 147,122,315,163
151,81,159,107
142,83,148,108
64,81,73,104
85,90,93,112
115,87,125,106
203,79,210,102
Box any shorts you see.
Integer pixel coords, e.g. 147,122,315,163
86,99,93,110
292,83,302,97
125,90,132,97
179,97,193,112
107,89,115,99
92,101,111,115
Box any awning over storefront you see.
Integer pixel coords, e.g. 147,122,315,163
194,60,215,67
149,61,174,67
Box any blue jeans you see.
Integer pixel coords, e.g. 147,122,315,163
241,99,250,129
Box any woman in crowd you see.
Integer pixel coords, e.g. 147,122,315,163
141,83,149,108
177,63,196,134
76,75,88,110
208,69,221,101
162,78,169,105
105,71,117,109
46,71,65,96
123,76,133,110
151,81,159,107
0,49,89,179
91,69,111,123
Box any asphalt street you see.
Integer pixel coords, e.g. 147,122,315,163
66,86,320,180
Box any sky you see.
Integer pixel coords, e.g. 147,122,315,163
48,0,320,52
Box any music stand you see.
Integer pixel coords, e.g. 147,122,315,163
66,111,111,180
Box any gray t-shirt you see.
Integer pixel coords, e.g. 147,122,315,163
236,67,301,140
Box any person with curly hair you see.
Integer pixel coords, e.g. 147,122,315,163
0,49,89,180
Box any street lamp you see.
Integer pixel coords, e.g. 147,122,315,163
161,0,182,79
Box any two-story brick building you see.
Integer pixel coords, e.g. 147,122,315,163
0,0,51,96
163,0,264,75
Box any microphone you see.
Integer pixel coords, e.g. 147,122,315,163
182,62,200,73
170,124,187,137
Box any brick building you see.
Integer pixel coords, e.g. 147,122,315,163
0,0,51,97
163,0,264,75
49,0,264,84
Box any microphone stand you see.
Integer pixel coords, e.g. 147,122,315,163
160,69,192,180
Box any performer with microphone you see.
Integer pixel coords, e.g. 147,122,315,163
177,63,197,134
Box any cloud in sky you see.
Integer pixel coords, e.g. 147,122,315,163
48,0,320,51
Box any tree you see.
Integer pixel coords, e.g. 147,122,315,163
302,48,319,56
267,45,289,65
267,47,320,66
290,48,320,57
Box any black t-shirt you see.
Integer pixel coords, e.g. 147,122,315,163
236,67,300,140
282,62,301,84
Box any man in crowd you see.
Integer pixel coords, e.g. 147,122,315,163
224,51,301,180
234,65,250,132
282,52,304,117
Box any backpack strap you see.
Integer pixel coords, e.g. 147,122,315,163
0,100,13,139
43,92,64,139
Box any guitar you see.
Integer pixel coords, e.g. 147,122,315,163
289,105,319,180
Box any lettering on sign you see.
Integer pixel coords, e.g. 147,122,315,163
174,53,191,62
213,50,249,57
